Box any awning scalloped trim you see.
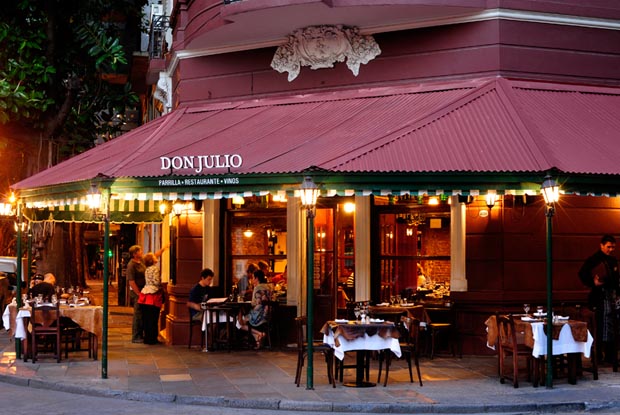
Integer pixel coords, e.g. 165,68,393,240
21,187,557,211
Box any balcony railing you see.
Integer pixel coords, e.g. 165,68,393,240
148,14,170,59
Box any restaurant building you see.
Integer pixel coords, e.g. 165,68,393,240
11,0,620,354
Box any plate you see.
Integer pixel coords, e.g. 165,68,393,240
533,312,546,317
334,319,348,323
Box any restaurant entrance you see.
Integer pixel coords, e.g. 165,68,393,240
312,198,355,329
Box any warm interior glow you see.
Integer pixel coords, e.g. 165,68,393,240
8,192,16,204
428,197,439,205
272,193,288,202
243,227,253,238
159,202,168,215
343,202,355,213
232,195,245,206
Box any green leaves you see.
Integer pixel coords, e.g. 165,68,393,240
77,23,128,71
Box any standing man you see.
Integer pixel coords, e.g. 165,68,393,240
127,244,167,343
187,268,215,321
578,234,620,364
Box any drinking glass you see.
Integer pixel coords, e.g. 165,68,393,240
523,303,530,315
536,305,544,315
354,305,361,321
390,295,396,306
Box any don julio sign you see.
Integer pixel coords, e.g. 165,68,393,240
160,154,243,173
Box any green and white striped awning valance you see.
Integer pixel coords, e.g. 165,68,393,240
23,187,551,209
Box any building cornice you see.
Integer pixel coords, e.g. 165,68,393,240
166,8,620,77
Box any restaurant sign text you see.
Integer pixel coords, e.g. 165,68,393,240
158,177,240,186
160,154,243,173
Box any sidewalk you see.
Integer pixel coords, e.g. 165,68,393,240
0,280,619,413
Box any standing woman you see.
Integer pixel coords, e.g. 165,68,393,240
139,250,166,345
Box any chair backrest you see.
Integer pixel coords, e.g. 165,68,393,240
407,305,426,322
400,316,421,347
294,316,307,350
497,314,517,349
32,303,61,332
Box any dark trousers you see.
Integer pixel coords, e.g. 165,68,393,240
140,304,161,344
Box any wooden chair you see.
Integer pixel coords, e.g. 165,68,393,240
377,316,423,387
28,303,61,363
426,305,457,359
497,314,538,388
188,307,205,349
565,305,598,380
294,316,335,388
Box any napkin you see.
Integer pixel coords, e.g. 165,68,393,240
521,316,538,322
334,319,348,323
369,318,384,323
376,303,390,307
555,315,569,320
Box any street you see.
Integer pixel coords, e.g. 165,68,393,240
0,380,545,415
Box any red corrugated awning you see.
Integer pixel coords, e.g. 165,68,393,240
12,77,620,205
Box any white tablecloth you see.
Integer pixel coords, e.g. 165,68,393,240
323,331,401,361
530,321,594,358
2,304,30,340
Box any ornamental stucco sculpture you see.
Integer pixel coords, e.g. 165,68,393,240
271,25,381,82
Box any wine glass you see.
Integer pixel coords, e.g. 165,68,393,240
354,305,361,321
523,303,530,315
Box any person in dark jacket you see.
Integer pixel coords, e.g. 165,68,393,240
578,234,620,363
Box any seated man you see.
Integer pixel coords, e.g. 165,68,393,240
29,274,56,301
187,268,215,321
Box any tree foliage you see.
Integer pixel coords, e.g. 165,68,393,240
0,0,145,163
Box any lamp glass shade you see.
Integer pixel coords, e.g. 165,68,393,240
159,202,169,215
485,192,497,209
86,185,102,211
172,201,185,216
300,176,319,207
541,176,560,205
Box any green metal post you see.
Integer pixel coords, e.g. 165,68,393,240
14,204,22,357
306,210,315,390
545,206,554,388
101,187,110,379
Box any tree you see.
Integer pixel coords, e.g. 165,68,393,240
0,0,144,172
0,0,146,284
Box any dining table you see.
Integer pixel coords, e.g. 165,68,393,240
4,301,103,339
321,319,401,388
486,314,594,384
202,300,251,351
2,301,103,359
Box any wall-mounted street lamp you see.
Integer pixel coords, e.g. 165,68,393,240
541,174,560,388
172,200,185,217
299,176,319,390
485,192,498,210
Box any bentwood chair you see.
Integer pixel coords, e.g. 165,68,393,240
28,303,61,363
497,314,538,388
378,316,423,387
294,316,335,387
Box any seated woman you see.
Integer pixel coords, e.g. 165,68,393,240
239,270,272,349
